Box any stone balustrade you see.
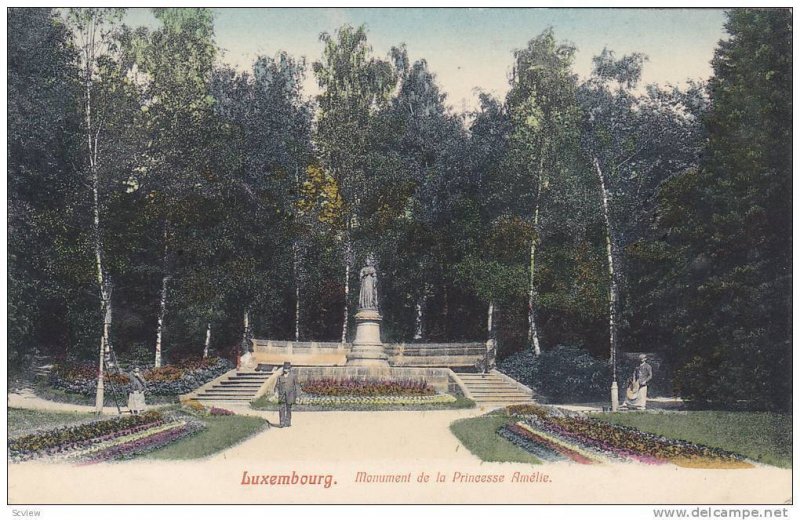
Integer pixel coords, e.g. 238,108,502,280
250,339,486,368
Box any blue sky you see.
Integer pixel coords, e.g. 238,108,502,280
124,8,728,112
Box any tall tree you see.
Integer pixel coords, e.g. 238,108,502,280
659,9,792,410
578,48,706,407
312,25,396,343
67,7,131,412
134,8,217,366
505,29,580,356
207,53,312,349
8,8,82,369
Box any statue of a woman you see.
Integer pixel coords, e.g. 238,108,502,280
358,256,378,310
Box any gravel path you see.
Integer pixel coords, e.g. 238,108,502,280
7,396,791,504
8,389,129,415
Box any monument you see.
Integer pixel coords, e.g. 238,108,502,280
247,253,487,394
346,255,389,367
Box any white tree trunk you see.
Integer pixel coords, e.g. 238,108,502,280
242,309,251,353
593,157,619,399
203,322,211,358
293,241,301,342
414,298,424,341
527,154,545,356
80,16,110,414
487,301,494,337
340,232,352,344
93,168,109,414
95,278,111,414
527,203,542,356
414,283,432,341
154,222,169,368
154,273,168,368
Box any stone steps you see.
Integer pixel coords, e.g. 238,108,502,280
454,370,534,406
192,370,273,403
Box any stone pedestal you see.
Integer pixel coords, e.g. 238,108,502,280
346,309,389,367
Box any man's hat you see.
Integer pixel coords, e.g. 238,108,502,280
638,354,648,361
283,361,292,369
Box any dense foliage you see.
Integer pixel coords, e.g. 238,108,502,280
499,346,610,403
8,8,791,411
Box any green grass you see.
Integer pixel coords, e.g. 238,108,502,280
143,414,268,460
449,415,541,465
250,394,476,411
8,407,97,437
595,411,792,468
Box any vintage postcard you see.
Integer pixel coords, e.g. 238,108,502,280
5,5,793,513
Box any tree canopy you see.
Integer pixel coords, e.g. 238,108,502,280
8,8,792,411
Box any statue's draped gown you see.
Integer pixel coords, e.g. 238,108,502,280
359,266,377,310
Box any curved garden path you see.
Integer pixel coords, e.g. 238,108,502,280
8,388,169,414
7,397,792,504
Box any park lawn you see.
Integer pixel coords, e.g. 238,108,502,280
595,411,792,468
8,407,98,437
143,414,268,460
449,415,541,465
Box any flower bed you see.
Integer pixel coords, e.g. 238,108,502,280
300,378,435,397
261,393,456,407
9,411,164,461
9,411,205,464
48,357,232,397
298,394,454,406
499,424,597,464
78,419,205,464
501,405,753,468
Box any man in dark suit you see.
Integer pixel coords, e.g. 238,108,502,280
275,361,299,427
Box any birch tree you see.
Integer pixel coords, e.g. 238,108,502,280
505,29,580,356
135,8,217,366
313,25,396,343
67,8,128,412
578,49,704,408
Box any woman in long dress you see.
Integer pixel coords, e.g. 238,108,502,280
622,355,652,410
127,367,147,414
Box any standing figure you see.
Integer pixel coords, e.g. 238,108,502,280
127,367,147,415
622,354,653,410
275,361,299,427
358,256,378,310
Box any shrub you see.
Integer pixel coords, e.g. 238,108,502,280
183,400,206,413
498,345,611,403
144,366,183,382
209,407,235,416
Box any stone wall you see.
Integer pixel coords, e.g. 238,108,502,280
251,340,349,366
251,339,485,368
